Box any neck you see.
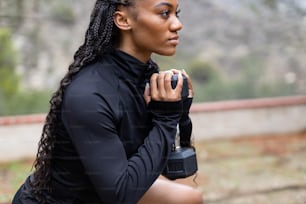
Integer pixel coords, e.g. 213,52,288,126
117,36,151,63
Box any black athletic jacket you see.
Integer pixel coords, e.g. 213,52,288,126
14,50,192,204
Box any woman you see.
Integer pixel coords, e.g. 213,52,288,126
13,0,203,203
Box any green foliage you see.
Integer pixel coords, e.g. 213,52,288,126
0,28,20,100
0,28,51,116
188,60,219,83
3,90,52,116
0,29,17,68
189,56,299,102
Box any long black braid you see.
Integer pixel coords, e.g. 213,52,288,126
30,0,134,202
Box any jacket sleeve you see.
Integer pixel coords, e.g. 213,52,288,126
62,91,182,204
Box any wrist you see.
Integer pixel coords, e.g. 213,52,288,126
149,100,183,115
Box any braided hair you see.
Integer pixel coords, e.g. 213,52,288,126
30,0,134,202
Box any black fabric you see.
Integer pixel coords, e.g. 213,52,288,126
179,98,193,147
179,97,193,147
12,176,39,204
179,118,192,147
12,185,23,204
14,50,192,204
179,97,193,124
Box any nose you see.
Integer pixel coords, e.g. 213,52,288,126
170,16,183,32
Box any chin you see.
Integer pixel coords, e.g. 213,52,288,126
156,49,177,56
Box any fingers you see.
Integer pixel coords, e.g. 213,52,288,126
157,72,166,98
164,71,174,94
169,69,194,98
150,73,158,100
182,69,194,98
149,71,182,102
149,69,194,101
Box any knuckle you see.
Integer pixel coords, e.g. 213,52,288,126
165,77,171,84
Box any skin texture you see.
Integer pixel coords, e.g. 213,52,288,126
138,177,203,204
115,0,183,62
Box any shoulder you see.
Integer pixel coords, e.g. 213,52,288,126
62,59,121,115
67,59,119,95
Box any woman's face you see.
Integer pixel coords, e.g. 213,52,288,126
117,0,183,62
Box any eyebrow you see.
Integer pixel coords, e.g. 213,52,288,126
154,2,176,9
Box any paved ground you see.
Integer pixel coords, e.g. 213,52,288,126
1,131,306,204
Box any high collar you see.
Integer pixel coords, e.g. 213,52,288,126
109,50,159,86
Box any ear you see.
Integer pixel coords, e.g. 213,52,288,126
113,11,131,31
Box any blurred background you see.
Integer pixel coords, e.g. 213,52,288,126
1,0,306,115
0,0,306,203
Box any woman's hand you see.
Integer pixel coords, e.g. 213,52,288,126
143,71,184,105
172,69,194,98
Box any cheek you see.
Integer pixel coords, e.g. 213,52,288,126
142,27,165,47
135,18,164,40
132,30,160,49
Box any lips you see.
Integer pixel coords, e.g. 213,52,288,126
169,36,179,45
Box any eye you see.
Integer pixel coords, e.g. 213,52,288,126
175,9,181,18
161,9,170,18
